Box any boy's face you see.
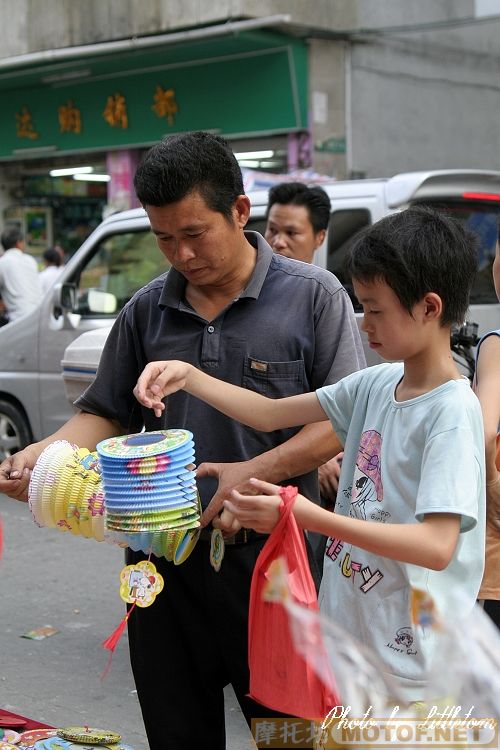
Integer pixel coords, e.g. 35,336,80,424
354,277,428,362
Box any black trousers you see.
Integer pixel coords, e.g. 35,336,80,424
484,599,500,629
126,539,301,750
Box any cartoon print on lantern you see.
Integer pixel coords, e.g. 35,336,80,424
350,430,383,520
119,560,164,607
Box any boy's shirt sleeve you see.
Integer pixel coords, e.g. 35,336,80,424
415,426,484,533
316,367,368,443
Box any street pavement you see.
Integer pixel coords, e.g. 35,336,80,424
0,493,256,749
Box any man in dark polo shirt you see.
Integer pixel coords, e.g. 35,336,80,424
0,132,365,750
265,182,345,509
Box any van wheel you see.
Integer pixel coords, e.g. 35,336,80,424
0,400,32,463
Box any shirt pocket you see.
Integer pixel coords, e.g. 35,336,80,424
242,356,306,398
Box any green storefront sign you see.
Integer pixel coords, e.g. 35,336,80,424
315,136,346,154
0,30,308,159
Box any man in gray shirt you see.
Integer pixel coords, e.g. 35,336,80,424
0,227,41,322
0,132,365,749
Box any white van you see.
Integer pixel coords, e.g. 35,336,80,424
0,169,499,460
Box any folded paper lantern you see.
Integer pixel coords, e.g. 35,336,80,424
27,431,201,563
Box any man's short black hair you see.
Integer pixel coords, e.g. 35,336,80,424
346,205,478,326
133,131,244,221
266,182,331,233
1,226,23,251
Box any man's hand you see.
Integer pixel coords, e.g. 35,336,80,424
134,360,192,417
318,452,344,500
0,444,41,502
196,460,262,527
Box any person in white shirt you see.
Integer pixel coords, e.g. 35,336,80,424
0,227,41,322
39,247,63,294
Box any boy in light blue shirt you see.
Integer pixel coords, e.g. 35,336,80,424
134,206,485,704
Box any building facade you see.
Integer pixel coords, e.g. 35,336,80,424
0,0,498,255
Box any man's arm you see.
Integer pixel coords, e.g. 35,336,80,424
474,334,500,528
0,411,121,501
198,421,343,525
226,479,461,572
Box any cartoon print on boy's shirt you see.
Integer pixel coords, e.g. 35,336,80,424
350,430,384,520
324,429,387,594
386,626,418,656
325,538,384,592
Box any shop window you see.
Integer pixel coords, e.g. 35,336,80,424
74,230,168,315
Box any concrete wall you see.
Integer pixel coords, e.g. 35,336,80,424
308,39,348,178
349,12,500,176
1,0,356,54
1,0,480,56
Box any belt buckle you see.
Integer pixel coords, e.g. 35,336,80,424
225,528,248,545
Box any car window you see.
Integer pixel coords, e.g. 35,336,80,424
327,208,372,310
327,202,500,311
246,217,267,235
414,201,500,305
74,229,168,316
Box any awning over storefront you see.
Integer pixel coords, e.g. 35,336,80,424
0,27,308,160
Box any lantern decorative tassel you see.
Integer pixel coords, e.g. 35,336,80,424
101,603,136,681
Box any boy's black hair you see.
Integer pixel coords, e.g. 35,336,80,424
266,182,331,233
1,226,23,251
133,131,244,221
43,247,62,266
346,205,477,326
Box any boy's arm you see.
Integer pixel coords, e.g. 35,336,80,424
134,360,328,430
134,360,344,526
226,479,461,572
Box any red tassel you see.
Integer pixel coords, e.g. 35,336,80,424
100,603,136,681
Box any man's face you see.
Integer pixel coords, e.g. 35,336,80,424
265,203,326,264
145,190,250,287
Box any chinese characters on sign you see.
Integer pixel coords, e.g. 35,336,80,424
15,84,178,141
58,100,82,133
152,85,178,125
103,93,129,129
16,106,39,139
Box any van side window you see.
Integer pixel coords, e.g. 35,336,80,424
327,208,371,311
74,230,167,316
246,217,267,235
415,201,499,306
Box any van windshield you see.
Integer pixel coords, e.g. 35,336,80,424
415,199,500,305
331,200,500,311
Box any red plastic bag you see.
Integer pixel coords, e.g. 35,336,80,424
248,485,339,719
